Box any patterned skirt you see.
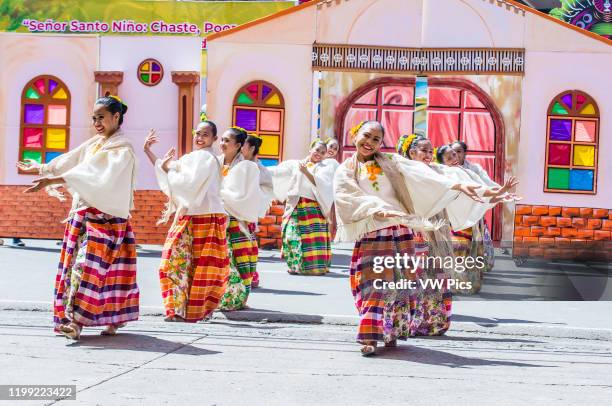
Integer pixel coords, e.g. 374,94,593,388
219,217,258,310
450,227,485,295
53,208,139,330
158,214,230,322
281,197,331,275
349,225,451,344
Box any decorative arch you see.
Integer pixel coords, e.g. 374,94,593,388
232,80,285,166
19,75,71,171
544,90,599,194
335,77,506,240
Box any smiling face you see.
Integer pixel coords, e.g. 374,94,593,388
309,142,327,164
326,139,339,158
354,123,383,160
452,142,466,165
220,130,241,157
193,122,216,150
92,103,120,136
409,139,434,165
442,148,459,166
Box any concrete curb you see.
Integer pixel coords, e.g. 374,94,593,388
2,301,611,341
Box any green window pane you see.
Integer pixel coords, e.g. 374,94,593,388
25,87,41,99
22,150,42,163
547,168,570,190
551,102,568,115
237,92,254,105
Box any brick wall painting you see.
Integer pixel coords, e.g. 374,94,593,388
513,203,612,262
0,185,284,248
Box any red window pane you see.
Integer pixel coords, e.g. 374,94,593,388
464,91,486,109
428,111,459,147
429,87,461,107
463,112,495,152
354,88,378,105
381,109,413,149
466,155,495,180
382,86,414,106
343,108,376,147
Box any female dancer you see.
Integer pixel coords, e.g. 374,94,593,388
241,134,274,288
218,127,263,310
19,95,139,340
144,121,230,322
334,121,492,356
270,139,334,275
437,144,519,272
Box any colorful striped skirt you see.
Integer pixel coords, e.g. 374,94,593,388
159,214,230,322
349,225,450,344
281,197,331,275
53,208,139,330
219,217,258,310
450,227,485,295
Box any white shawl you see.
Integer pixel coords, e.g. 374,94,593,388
269,159,335,220
155,148,221,224
333,153,492,242
256,159,274,218
40,130,137,219
220,160,264,223
463,160,498,188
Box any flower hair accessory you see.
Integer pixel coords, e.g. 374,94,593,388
310,137,323,149
248,133,262,140
397,134,417,156
230,126,247,133
349,121,365,138
433,147,439,163
109,94,127,107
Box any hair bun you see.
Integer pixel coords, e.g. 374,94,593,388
121,103,128,115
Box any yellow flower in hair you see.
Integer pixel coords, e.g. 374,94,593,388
399,134,417,156
109,94,127,106
433,147,439,163
349,121,366,138
310,137,323,149
230,126,247,133
248,133,262,140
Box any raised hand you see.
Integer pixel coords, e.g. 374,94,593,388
143,129,158,152
161,147,176,172
16,159,42,174
499,176,519,194
374,210,405,220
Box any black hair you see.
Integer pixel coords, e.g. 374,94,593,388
199,120,217,137
361,120,385,137
406,135,429,160
227,127,248,146
95,95,128,125
245,135,263,156
436,144,452,164
451,140,468,152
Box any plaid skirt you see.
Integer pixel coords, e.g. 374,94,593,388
281,197,331,275
159,214,230,322
53,208,139,329
349,225,451,344
219,217,258,310
450,226,485,295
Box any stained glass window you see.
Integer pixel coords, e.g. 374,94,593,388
545,90,599,194
19,75,70,171
232,81,285,166
137,59,164,86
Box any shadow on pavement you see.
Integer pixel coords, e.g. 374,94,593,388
252,287,324,296
415,335,544,344
451,314,565,326
376,345,548,368
69,333,219,356
219,308,324,324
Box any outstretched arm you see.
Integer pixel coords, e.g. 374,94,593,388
143,129,160,166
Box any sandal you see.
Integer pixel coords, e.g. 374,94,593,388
360,342,377,357
59,322,81,341
101,323,126,336
384,339,397,348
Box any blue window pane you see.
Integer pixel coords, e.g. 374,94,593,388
45,151,62,163
260,158,278,167
569,169,594,191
